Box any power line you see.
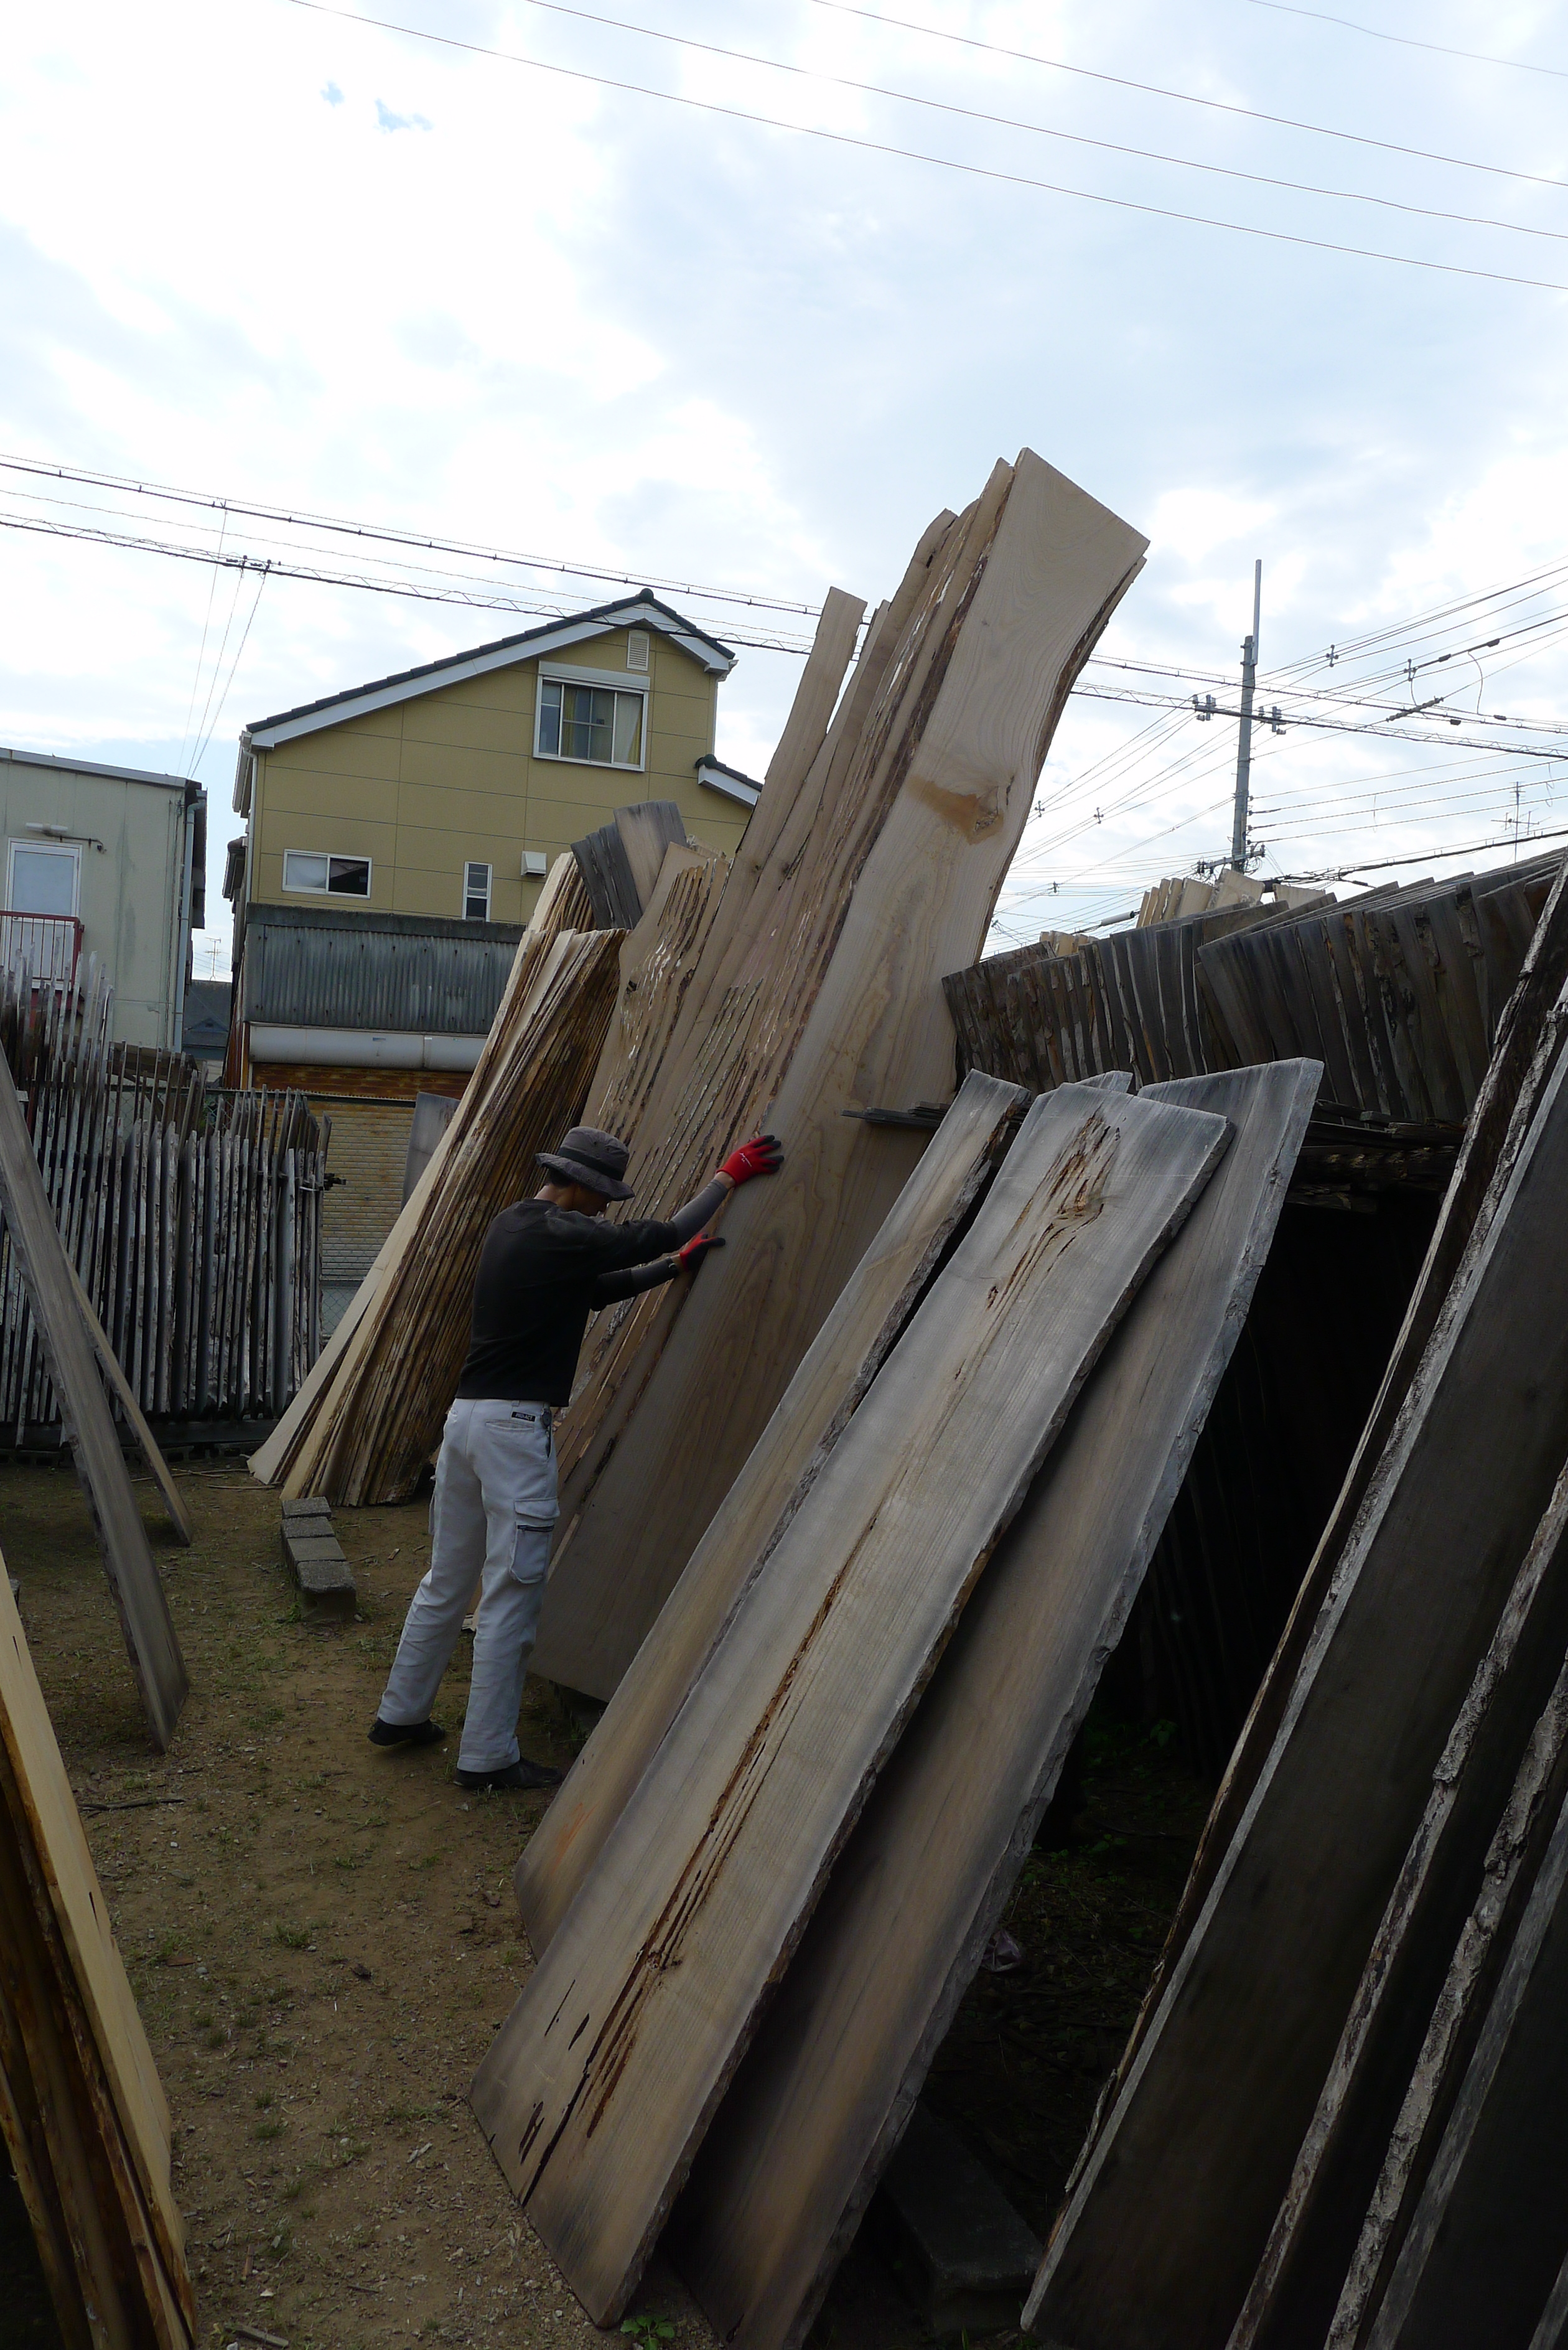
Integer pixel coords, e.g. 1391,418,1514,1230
1248,0,1568,83
803,0,1568,190
0,451,819,621
1278,822,1568,879
278,0,1568,294
1074,680,1568,759
495,0,1568,248
0,510,817,655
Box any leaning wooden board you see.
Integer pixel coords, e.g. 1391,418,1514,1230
471,1083,1229,2322
1027,1013,1568,2350
534,452,1149,1699
0,1560,195,2344
666,1060,1317,2350
1361,1748,1568,2349
1091,859,1568,2207
515,1068,1031,1950
0,1063,186,1750
1234,1456,1568,2350
67,1254,192,1545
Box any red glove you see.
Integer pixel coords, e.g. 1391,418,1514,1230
719,1134,783,1186
677,1234,725,1272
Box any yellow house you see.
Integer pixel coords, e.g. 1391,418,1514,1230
228,590,747,934
221,592,753,1322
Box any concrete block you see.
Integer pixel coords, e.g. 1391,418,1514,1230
280,1522,357,1616
281,1494,334,1523
869,2102,1043,2338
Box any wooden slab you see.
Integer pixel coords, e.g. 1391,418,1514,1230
1026,1019,1568,2350
0,1065,185,1750
533,453,1149,1699
470,1083,1228,2323
515,1069,1030,1951
614,802,689,913
1096,859,1568,2168
64,1255,192,1545
1361,1748,1568,2349
0,1557,194,2339
666,1061,1317,2350
1235,1456,1568,2350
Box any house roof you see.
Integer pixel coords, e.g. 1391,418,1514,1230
0,743,200,794
243,591,738,751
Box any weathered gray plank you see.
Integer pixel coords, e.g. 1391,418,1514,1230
1361,1746,1568,2350
0,1065,186,1749
1026,1008,1568,2350
1235,1458,1568,2350
470,1083,1229,2323
666,1061,1316,2350
515,1069,1030,1952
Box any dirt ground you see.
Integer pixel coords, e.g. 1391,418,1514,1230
0,1454,1213,2350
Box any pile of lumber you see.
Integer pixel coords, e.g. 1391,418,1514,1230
0,950,325,1430
473,1052,1320,2343
253,858,622,1503
531,448,1150,1700
1027,858,1568,2350
0,1561,196,2345
946,850,1562,1116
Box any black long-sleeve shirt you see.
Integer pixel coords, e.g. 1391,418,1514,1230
454,1179,726,1405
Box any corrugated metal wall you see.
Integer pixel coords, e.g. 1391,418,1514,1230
241,904,523,1033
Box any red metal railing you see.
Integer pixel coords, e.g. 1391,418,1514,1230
0,911,83,990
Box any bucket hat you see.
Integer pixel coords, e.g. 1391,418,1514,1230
536,1125,635,1200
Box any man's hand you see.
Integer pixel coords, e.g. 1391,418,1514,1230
719,1134,783,1186
678,1234,726,1273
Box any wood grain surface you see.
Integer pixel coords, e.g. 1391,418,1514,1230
470,1082,1225,2323
667,1061,1315,2350
1027,1019,1568,2350
514,1068,1030,1951
534,453,1147,1699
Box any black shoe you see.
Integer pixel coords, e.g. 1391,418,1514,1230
455,1758,562,1792
368,1716,446,1748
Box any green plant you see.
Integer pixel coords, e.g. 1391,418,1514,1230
620,2318,675,2343
275,1922,312,1949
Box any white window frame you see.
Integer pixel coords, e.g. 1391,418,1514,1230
282,848,373,898
6,837,82,917
462,860,493,920
533,662,650,774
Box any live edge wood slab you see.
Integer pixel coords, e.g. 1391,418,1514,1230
470,1082,1229,2324
514,1067,1030,1952
1027,998,1568,2350
666,1060,1317,2350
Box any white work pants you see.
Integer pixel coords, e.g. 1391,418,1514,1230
378,1398,557,1773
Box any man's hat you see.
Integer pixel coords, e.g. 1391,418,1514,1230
536,1125,635,1200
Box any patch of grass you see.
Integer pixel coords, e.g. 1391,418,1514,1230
620,2318,676,2344
254,2090,274,2111
253,2118,285,2142
275,1922,313,1950
381,2102,437,2128
279,2164,320,2201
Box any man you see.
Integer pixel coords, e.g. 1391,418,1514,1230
369,1123,783,1790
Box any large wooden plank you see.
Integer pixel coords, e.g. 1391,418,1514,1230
67,1257,191,1545
1098,859,1568,2151
1235,1458,1568,2349
667,1061,1317,2350
514,1069,1030,1951
0,1562,190,2315
0,1065,185,1749
471,1084,1228,2322
1360,1753,1568,2349
1027,1006,1568,2350
533,454,1148,1698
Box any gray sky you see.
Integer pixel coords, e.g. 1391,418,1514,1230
3,0,1566,972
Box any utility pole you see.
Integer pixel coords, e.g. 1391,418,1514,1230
1231,559,1262,870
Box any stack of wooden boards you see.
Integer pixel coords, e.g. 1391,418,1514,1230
531,447,1150,1701
946,850,1563,1122
0,948,325,1430
1027,858,1568,2350
0,1563,195,2347
472,1055,1321,2345
571,800,691,930
250,854,622,1504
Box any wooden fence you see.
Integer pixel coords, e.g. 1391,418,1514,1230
0,952,325,1435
